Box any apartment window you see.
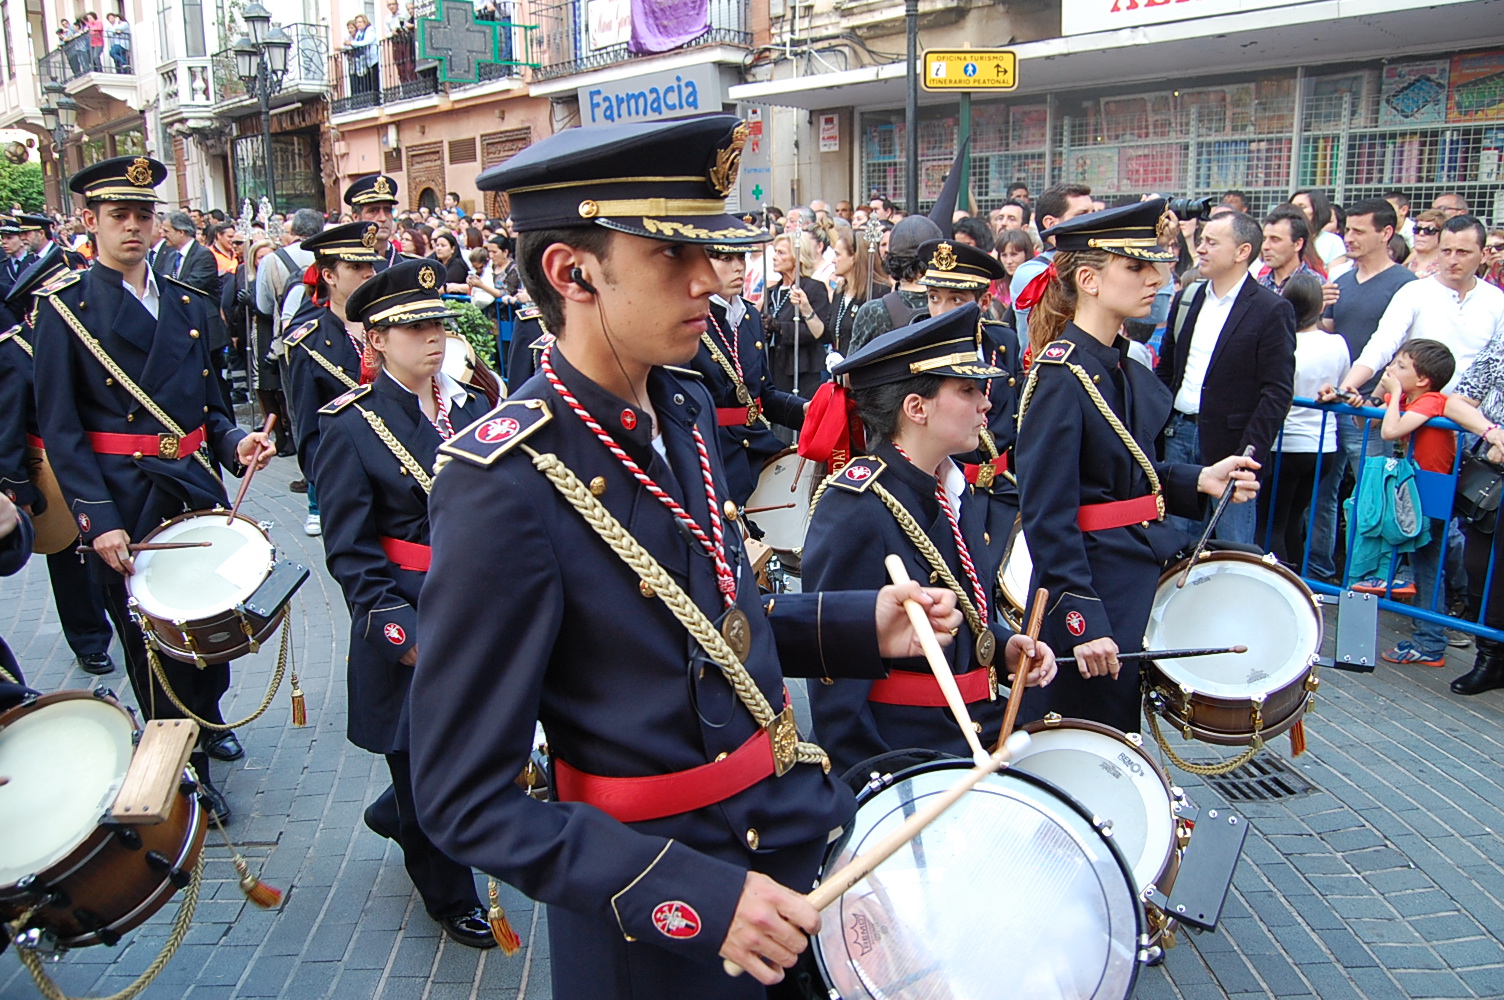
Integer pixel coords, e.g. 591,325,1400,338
182,0,205,57
1,1,14,80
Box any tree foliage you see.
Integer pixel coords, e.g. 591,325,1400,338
0,162,46,213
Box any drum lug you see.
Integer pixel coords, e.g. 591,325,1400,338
1126,731,1143,747
1261,552,1279,565
863,770,897,796
11,927,60,957
109,824,144,850
1043,712,1062,727
1094,816,1114,838
236,608,260,654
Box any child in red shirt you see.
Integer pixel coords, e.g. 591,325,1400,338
1378,338,1457,666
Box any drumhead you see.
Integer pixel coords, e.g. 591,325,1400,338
745,449,815,553
129,515,275,620
0,696,135,885
814,762,1141,1000
1145,554,1319,699
1010,723,1174,893
442,334,476,384
999,521,1032,615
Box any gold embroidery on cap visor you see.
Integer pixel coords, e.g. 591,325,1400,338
367,300,456,325
909,351,1004,376
1084,236,1180,262
125,157,154,186
632,218,765,242
708,122,749,197
920,267,992,290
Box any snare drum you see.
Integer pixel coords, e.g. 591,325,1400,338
1011,715,1191,947
0,691,206,949
814,757,1144,1000
744,448,817,559
1144,551,1321,746
997,518,1032,632
127,510,282,665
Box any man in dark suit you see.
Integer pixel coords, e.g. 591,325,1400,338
1156,210,1295,545
155,210,233,399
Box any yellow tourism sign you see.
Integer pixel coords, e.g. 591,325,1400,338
921,50,1018,91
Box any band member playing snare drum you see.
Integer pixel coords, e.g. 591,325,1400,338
1013,199,1258,734
31,156,275,822
801,305,1055,773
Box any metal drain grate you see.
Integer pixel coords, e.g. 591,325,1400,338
1204,753,1318,802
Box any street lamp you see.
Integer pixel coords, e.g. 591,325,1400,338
233,10,293,213
40,82,78,173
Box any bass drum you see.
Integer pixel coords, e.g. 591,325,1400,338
813,757,1143,1000
0,691,205,949
1010,715,1191,948
744,448,817,573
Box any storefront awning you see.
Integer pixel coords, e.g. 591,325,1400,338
729,0,1504,110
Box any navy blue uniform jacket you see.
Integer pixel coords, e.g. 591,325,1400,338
314,373,489,754
1,507,32,686
689,298,805,505
803,441,1010,773
32,265,244,544
1015,326,1202,733
410,348,891,976
502,306,550,394
283,302,360,482
0,327,39,508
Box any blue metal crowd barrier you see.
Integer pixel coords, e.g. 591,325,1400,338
1263,397,1504,644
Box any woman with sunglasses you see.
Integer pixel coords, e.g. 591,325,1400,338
1407,209,1448,278
1483,228,1504,291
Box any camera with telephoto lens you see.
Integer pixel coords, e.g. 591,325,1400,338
1166,195,1216,220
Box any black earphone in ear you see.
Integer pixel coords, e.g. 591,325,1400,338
570,267,598,295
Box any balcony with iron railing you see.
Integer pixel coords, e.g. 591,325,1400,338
41,29,144,106
328,2,533,117
531,0,749,81
211,23,330,113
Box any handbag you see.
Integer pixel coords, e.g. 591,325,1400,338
1455,441,1504,533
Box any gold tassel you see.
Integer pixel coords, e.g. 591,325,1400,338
487,879,522,955
1288,720,1306,757
289,673,307,727
234,855,284,908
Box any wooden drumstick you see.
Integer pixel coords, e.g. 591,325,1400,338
1177,444,1256,589
228,414,276,524
723,730,1034,978
76,541,213,555
1056,645,1247,666
742,502,796,515
995,587,1047,753
884,554,989,766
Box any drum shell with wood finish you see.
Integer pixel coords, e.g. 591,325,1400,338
0,691,206,949
996,515,1031,633
126,510,283,665
1143,551,1321,747
24,443,77,555
442,333,505,408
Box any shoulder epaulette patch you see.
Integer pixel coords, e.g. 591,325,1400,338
35,270,80,296
528,331,555,351
439,397,552,467
829,456,886,494
284,319,318,347
161,274,210,297
663,365,703,381
1035,340,1075,365
517,304,541,320
319,383,371,415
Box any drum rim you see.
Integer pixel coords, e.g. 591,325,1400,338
1014,716,1178,892
0,691,137,888
999,514,1031,613
746,448,816,554
1147,550,1322,696
128,510,276,619
812,758,1143,1000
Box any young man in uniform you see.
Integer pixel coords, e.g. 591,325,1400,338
409,115,970,999
344,173,404,271
32,155,276,820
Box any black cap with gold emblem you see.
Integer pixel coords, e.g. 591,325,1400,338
1041,197,1180,263
917,238,1006,290
832,303,1004,389
68,155,167,203
343,173,400,207
14,214,52,233
301,221,385,263
476,114,766,245
0,217,20,236
345,258,458,327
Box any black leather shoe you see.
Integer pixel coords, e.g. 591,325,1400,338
203,732,245,761
1453,639,1504,696
77,652,115,675
363,787,400,841
289,478,308,494
439,908,498,949
200,784,232,824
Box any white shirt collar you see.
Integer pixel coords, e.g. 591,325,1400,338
381,367,469,406
938,457,967,515
1207,269,1248,305
122,265,160,318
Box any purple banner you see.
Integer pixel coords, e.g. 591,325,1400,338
628,0,709,54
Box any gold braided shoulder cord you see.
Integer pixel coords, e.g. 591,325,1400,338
10,330,32,357
869,481,988,637
46,297,216,475
355,406,434,493
299,340,360,390
700,333,771,428
521,445,827,768
1017,359,1161,496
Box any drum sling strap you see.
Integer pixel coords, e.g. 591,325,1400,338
47,297,217,476
700,332,771,429
517,443,828,777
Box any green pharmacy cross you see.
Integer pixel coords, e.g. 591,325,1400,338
752,184,764,201
418,0,501,85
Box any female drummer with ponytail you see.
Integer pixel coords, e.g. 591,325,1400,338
1013,199,1259,733
311,259,496,947
801,305,1057,773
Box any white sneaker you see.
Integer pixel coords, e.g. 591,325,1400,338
303,513,322,536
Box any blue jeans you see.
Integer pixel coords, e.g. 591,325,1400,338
1308,414,1391,580
307,479,319,517
1409,518,1447,657
1161,411,1257,545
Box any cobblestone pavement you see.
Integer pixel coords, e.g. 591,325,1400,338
3,455,1504,999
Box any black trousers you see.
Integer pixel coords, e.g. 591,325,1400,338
1269,452,1322,568
46,548,113,657
384,752,480,918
